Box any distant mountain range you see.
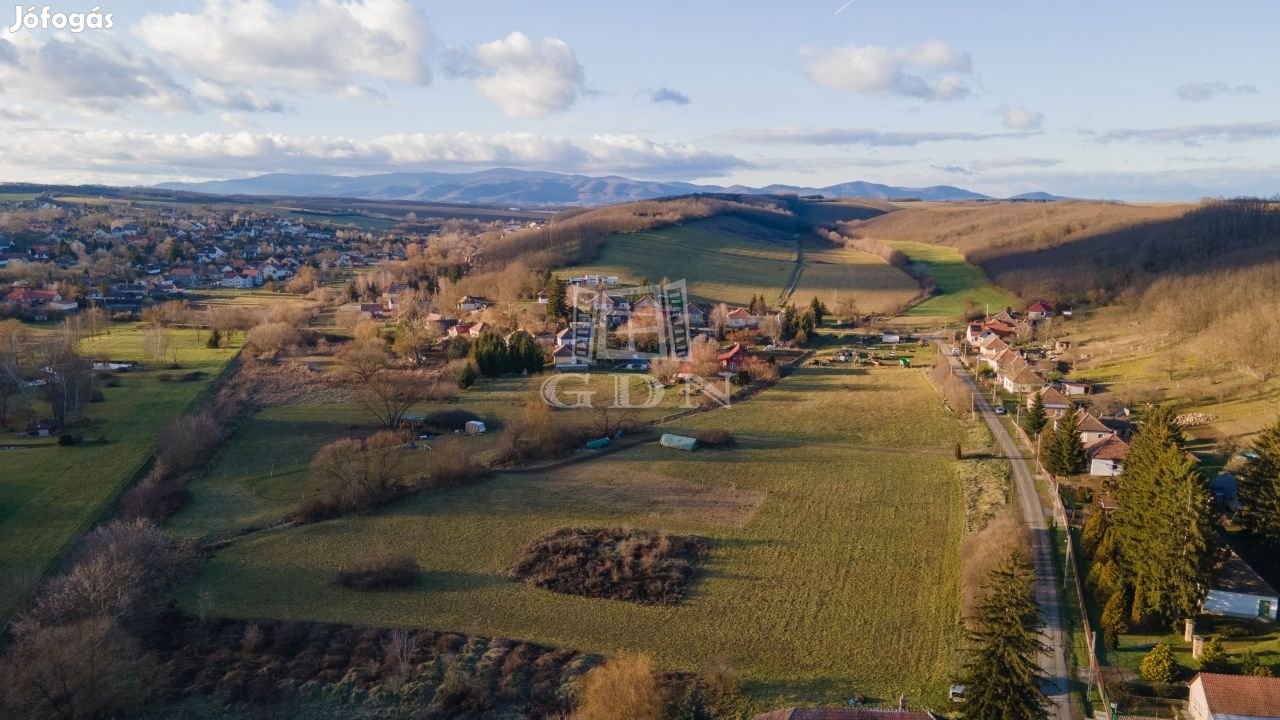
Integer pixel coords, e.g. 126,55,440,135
157,168,1066,206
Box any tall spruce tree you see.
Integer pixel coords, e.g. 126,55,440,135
1043,409,1087,476
1026,391,1048,438
1113,405,1216,625
958,550,1050,720
1237,416,1280,545
546,278,569,320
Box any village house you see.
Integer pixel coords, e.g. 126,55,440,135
1188,672,1280,720
718,342,752,373
1073,409,1114,444
5,287,62,306
999,360,1043,394
1203,549,1279,622
1026,300,1056,320
457,295,492,312
1083,433,1129,476
724,307,759,329
1027,386,1072,415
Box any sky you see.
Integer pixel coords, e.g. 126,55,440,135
1,0,1278,200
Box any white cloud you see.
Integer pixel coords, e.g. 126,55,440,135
193,81,292,113
1092,119,1280,144
650,87,691,105
999,103,1044,130
0,35,196,113
801,39,974,101
722,126,1033,147
1176,81,1259,102
0,129,747,183
448,32,587,117
135,0,433,91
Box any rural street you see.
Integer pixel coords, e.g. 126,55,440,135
946,352,1075,720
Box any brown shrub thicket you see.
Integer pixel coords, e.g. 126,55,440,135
496,400,583,464
510,527,707,605
17,519,182,631
0,616,158,720
427,436,488,488
574,653,667,720
244,321,300,356
157,412,222,474
744,357,780,383
335,554,420,591
960,508,1030,621
930,354,973,418
693,429,735,448
308,430,413,512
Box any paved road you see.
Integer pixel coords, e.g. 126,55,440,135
946,352,1075,720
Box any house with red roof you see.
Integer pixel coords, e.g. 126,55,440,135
1027,300,1056,320
5,288,61,306
1189,672,1280,719
718,342,752,372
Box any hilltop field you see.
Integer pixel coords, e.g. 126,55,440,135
562,212,920,312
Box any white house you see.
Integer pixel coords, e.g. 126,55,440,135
1188,672,1280,720
1084,433,1128,477
1202,550,1279,622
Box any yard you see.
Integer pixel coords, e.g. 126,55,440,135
0,324,240,620
184,358,980,712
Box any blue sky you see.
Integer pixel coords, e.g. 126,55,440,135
1,0,1278,199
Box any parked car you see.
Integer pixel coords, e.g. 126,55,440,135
994,406,1008,415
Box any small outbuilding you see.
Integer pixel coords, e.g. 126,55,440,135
464,420,487,435
1188,672,1280,720
659,433,699,451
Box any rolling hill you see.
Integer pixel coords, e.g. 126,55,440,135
156,168,1016,206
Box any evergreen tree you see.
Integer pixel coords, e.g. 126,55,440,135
1139,642,1178,683
1198,636,1230,673
457,362,478,390
958,551,1049,720
1113,405,1216,625
1025,391,1048,438
546,278,570,320
809,296,827,326
1237,416,1280,546
507,331,545,374
470,331,509,377
1043,410,1087,476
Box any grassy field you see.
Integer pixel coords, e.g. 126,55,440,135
168,373,693,540
890,241,1022,319
793,238,921,314
564,216,799,306
0,324,239,620
564,215,919,312
186,352,979,712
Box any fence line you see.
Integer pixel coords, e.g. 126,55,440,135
1013,423,1113,720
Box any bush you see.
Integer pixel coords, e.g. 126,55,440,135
574,653,666,720
157,413,222,474
428,437,488,488
0,616,157,720
421,408,482,433
335,555,419,591
509,527,707,605
1199,636,1231,673
458,361,479,389
1140,642,1178,683
494,401,582,465
118,480,191,522
17,519,180,630
693,429,734,448
57,434,83,446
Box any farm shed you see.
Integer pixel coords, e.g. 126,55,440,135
881,333,901,344
660,434,699,451
464,420,486,435
1202,550,1278,622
